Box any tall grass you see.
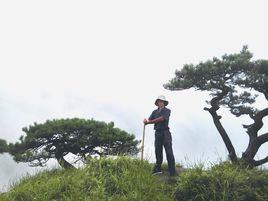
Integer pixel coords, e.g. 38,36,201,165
174,161,268,201
1,157,268,201
0,157,174,201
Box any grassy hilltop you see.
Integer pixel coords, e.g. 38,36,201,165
1,157,268,201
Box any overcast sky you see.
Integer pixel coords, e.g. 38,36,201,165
1,0,268,191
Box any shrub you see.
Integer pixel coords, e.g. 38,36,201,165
174,161,268,201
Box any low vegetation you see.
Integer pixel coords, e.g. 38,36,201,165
174,161,268,201
0,157,173,201
1,157,267,201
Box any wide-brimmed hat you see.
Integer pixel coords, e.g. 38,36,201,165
155,95,168,106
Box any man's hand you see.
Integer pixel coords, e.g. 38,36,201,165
143,119,150,125
144,116,165,125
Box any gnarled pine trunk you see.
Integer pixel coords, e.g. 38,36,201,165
242,108,268,166
204,89,238,163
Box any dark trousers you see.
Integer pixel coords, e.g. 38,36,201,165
154,129,175,175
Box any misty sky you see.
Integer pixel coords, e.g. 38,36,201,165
1,0,268,191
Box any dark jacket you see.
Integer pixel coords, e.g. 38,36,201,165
149,107,170,130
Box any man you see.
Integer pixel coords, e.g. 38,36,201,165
143,95,176,176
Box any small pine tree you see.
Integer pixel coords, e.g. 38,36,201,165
9,118,139,169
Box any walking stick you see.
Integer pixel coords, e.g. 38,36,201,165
141,124,146,160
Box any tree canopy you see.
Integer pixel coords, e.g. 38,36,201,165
9,118,139,169
165,46,268,167
0,139,8,154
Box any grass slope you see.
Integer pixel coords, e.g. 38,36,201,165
174,161,268,201
0,157,175,201
1,157,268,201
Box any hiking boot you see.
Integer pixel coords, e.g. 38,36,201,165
152,166,162,175
152,170,163,175
169,171,176,177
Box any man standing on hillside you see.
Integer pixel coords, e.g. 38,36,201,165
143,95,176,176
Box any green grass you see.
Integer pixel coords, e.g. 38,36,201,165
1,158,268,201
174,161,268,201
0,157,174,201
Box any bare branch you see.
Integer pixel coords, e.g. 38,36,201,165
246,108,268,138
252,156,268,166
257,133,268,145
